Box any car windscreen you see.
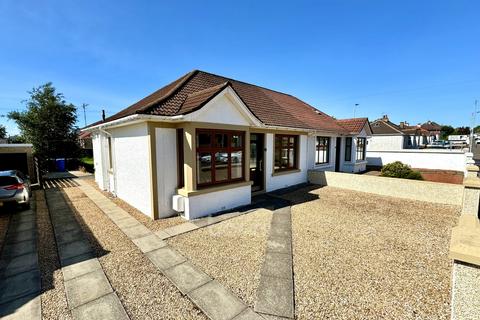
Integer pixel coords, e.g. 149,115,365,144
0,176,19,187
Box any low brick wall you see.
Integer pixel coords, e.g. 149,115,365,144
308,170,464,206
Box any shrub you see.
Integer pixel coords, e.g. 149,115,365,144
381,161,423,180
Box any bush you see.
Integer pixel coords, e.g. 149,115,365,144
381,161,423,180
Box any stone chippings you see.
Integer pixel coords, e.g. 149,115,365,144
83,177,185,231
167,208,272,308
281,185,460,320
61,187,206,319
452,261,480,320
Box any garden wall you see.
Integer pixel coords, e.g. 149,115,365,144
308,170,464,206
366,149,466,174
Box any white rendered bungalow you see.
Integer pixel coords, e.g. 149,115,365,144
84,70,371,220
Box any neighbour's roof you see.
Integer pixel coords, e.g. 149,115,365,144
370,119,404,135
336,118,370,134
421,121,442,131
401,126,429,135
86,70,349,133
78,131,91,139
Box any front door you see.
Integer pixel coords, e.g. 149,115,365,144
250,133,264,192
335,137,341,172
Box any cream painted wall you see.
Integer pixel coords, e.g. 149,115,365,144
189,94,251,126
92,132,105,190
307,134,337,172
155,127,178,218
368,135,404,150
110,123,152,217
184,185,251,220
265,133,308,192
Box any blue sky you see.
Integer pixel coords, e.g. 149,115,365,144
0,0,479,135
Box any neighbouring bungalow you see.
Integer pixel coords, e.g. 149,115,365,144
421,120,442,143
83,70,371,220
369,115,429,150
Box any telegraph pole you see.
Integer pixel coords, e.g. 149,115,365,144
81,103,88,127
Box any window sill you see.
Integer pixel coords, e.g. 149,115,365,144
177,180,253,197
272,169,301,177
314,163,333,169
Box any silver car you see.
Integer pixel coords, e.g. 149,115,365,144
0,170,31,209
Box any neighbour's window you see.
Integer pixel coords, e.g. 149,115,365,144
345,137,352,162
274,135,298,172
107,137,113,170
356,137,366,161
196,129,245,187
315,137,330,164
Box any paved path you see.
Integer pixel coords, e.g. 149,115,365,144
254,206,295,319
0,199,41,319
45,189,128,320
76,179,263,320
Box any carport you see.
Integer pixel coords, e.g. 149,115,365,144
0,144,37,183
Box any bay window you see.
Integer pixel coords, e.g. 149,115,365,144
274,135,298,172
315,136,330,164
196,129,245,187
356,137,366,161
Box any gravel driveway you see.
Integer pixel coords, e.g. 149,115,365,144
282,186,460,320
167,208,273,307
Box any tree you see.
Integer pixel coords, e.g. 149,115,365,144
440,125,454,139
8,83,80,166
0,124,6,139
454,126,470,135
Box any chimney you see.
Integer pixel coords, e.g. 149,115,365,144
382,114,389,121
102,109,106,121
400,121,405,129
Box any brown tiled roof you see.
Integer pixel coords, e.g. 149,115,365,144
370,119,404,135
421,121,442,131
336,118,369,134
402,126,429,135
87,70,349,133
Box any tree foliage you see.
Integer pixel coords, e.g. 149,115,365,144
440,125,454,139
8,83,80,164
454,126,470,135
0,124,6,139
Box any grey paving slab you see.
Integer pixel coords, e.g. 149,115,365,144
132,234,167,253
0,294,41,320
232,308,265,320
103,210,130,221
58,239,92,263
56,228,85,245
0,269,41,305
9,220,36,233
265,237,291,254
72,292,128,320
146,247,186,271
62,252,96,267
270,214,290,227
261,252,292,280
154,229,170,240
62,258,102,281
64,269,113,309
164,222,199,237
188,280,247,320
268,225,292,239
54,221,81,234
113,216,140,229
2,252,38,277
10,213,35,223
163,261,212,294
254,276,294,319
121,224,151,240
5,228,36,244
2,240,36,258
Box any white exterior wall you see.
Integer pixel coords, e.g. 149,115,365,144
265,133,308,192
368,135,404,150
110,123,152,217
184,185,251,220
307,134,337,172
155,128,178,218
91,132,106,190
366,149,467,173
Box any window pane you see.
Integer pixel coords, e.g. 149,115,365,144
197,152,212,184
231,151,243,179
288,148,295,167
316,137,329,164
215,152,229,181
215,134,228,148
231,134,243,148
197,133,211,148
